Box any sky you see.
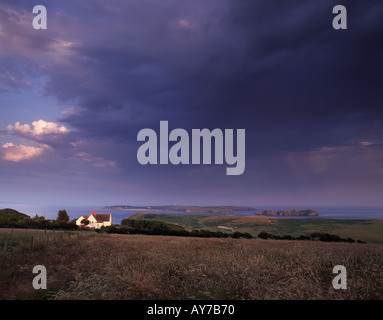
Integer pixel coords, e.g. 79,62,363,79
1,0,383,212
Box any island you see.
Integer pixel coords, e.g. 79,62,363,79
103,205,257,214
255,209,319,216
104,205,319,216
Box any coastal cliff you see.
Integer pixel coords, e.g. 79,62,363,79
255,209,319,216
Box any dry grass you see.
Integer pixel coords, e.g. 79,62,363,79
0,233,382,300
0,228,79,248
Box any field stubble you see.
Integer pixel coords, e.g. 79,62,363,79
0,233,382,300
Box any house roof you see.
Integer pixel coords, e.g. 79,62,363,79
91,212,111,223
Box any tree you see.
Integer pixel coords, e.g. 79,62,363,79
258,231,273,239
81,218,89,226
241,232,253,239
57,209,69,222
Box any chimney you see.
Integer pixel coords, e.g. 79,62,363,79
91,211,96,216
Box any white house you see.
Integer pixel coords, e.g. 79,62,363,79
76,211,112,229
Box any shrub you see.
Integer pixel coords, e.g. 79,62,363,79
258,231,273,239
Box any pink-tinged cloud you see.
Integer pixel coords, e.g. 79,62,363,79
7,119,69,136
1,142,46,162
360,141,373,146
2,119,118,170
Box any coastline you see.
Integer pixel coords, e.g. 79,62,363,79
1,204,383,224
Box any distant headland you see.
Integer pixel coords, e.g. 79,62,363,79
103,205,319,216
103,205,257,214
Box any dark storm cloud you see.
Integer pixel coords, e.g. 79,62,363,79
2,1,383,144
2,0,383,206
29,0,381,158
195,0,383,152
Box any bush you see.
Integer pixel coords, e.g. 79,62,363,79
257,231,360,243
105,220,363,244
258,231,273,239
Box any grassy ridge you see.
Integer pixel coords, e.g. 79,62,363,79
127,213,383,244
0,208,29,221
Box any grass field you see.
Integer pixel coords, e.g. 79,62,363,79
0,232,382,300
128,213,383,244
0,228,81,249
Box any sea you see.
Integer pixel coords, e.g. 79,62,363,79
4,204,383,225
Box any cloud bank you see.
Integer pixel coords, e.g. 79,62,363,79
0,0,382,206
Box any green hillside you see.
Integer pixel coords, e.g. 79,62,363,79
127,212,383,244
0,208,30,221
